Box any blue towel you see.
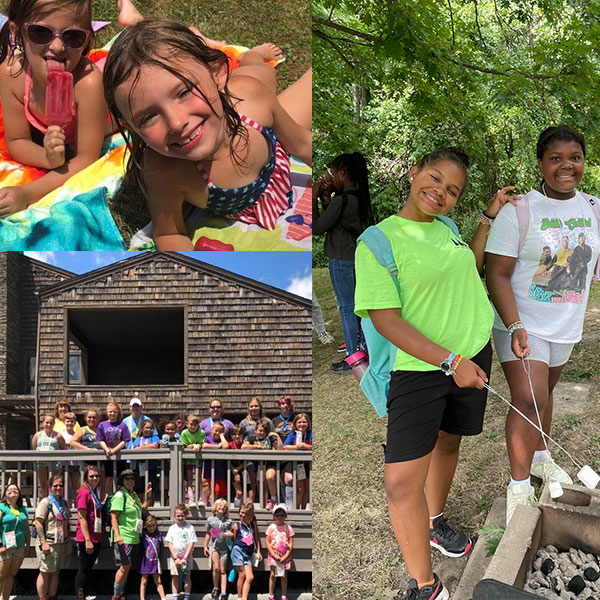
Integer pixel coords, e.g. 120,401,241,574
0,187,125,250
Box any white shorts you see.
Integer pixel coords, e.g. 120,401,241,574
493,329,574,368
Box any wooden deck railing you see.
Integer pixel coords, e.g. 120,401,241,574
0,445,312,572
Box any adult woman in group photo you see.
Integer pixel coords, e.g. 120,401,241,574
0,484,29,600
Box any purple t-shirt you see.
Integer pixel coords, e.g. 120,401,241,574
96,420,131,448
140,530,162,574
75,486,102,544
199,418,234,441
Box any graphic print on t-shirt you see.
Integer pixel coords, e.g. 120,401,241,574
530,215,594,304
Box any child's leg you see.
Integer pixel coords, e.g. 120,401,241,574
385,456,434,585
185,467,195,503
219,558,227,594
170,574,178,597
265,467,277,500
117,0,144,27
211,552,220,588
235,44,284,93
140,574,148,600
269,567,276,596
183,567,192,595
236,567,244,599
425,431,462,517
248,464,257,502
153,574,166,599
281,571,288,597
277,68,312,130
241,565,254,600
37,466,49,498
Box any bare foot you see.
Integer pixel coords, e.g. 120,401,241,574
249,42,284,63
117,0,144,27
189,26,226,48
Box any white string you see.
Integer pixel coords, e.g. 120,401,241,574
521,356,549,452
483,381,583,470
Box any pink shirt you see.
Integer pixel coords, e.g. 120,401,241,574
75,486,102,544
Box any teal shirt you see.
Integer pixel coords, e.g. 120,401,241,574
0,503,28,548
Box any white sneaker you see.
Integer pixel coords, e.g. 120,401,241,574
318,331,334,344
530,453,573,484
506,483,537,526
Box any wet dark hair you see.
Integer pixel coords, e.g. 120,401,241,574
0,0,93,67
328,152,374,228
537,125,586,160
416,147,470,197
103,19,247,197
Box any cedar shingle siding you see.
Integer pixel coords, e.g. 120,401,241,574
0,252,311,441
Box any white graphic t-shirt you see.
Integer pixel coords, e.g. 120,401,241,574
165,523,198,558
486,189,599,343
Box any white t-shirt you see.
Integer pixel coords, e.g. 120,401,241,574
165,523,198,558
485,189,599,343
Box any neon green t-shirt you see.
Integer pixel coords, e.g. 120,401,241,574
110,489,142,544
180,428,206,465
354,215,494,372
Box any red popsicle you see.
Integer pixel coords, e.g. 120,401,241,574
45,61,73,126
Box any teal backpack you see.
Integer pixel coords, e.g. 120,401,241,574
356,216,460,417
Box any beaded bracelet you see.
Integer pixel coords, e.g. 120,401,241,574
507,320,525,336
451,354,463,371
479,212,495,226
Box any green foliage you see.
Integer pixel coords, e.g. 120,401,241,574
313,0,600,262
477,524,505,557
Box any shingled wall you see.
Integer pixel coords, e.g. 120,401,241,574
36,252,311,420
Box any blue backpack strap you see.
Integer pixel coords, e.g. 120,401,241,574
357,226,400,295
435,215,460,237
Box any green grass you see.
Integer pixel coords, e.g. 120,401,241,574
91,0,311,243
313,270,600,600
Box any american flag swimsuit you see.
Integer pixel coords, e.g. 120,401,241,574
195,114,293,230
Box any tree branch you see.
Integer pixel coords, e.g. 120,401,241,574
474,0,488,51
447,0,455,49
312,28,356,69
312,17,377,42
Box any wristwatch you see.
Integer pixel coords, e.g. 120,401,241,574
440,352,457,376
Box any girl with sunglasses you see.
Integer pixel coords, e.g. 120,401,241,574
0,0,111,217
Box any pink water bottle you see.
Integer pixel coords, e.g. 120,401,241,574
345,350,369,383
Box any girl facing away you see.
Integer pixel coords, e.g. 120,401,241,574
103,19,313,250
0,0,113,217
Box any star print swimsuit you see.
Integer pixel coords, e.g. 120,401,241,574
195,114,292,230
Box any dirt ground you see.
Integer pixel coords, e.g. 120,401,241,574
312,268,600,600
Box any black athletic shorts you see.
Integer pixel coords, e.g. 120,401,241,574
384,341,492,464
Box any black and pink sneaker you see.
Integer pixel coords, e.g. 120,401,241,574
397,574,449,600
429,515,472,557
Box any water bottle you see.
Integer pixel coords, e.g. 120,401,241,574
345,349,369,383
161,434,170,448
295,431,302,446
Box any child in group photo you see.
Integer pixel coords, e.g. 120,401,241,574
265,504,294,600
204,498,233,600
165,503,197,600
139,514,167,600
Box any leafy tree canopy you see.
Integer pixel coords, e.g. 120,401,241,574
313,0,600,264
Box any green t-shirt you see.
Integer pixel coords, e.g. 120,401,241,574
110,489,142,544
0,503,28,548
355,215,494,372
180,428,206,465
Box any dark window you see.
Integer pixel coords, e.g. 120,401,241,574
67,308,185,385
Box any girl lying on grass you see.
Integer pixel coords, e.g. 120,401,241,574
103,19,312,250
0,0,112,217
